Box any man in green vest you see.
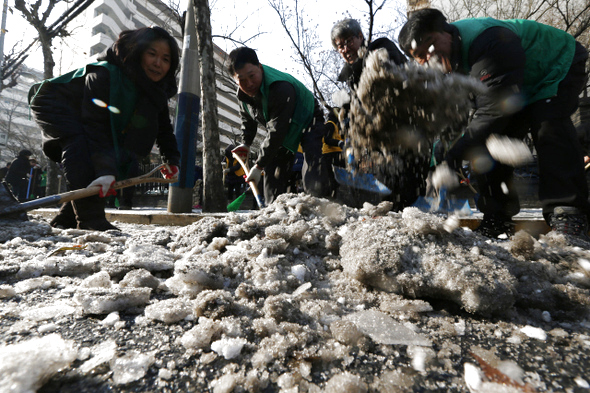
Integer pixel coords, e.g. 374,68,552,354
399,9,590,244
227,47,325,205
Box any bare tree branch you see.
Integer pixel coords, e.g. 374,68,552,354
267,0,330,107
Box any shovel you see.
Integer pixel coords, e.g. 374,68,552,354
332,166,392,195
0,164,175,219
332,147,392,195
412,169,476,216
413,187,473,216
231,152,265,209
227,185,251,212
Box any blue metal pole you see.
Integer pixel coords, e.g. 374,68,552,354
167,0,201,213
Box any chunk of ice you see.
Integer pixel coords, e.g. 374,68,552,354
346,310,431,346
0,334,77,393
210,337,247,359
111,350,156,385
520,325,547,341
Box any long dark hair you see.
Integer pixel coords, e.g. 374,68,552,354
113,26,180,83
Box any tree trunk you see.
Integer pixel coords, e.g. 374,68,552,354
194,0,225,212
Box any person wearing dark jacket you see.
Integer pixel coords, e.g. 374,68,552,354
0,162,10,182
5,150,32,201
223,144,246,202
331,18,407,90
331,18,430,210
29,26,181,231
226,47,325,205
399,8,590,241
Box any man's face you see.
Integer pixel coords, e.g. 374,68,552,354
408,31,453,73
233,63,263,97
334,33,364,64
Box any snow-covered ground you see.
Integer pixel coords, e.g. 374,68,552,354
1,193,589,392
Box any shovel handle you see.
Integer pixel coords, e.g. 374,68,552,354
57,164,174,204
232,152,265,209
1,164,174,216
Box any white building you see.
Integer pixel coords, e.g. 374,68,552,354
0,66,44,166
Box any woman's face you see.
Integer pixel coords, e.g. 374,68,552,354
141,39,171,82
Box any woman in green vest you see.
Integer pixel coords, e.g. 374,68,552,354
399,9,590,244
29,27,181,231
226,47,325,205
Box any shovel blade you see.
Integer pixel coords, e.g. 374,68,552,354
0,182,30,220
413,194,473,216
333,166,392,195
227,192,247,212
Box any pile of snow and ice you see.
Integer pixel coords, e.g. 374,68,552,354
347,50,486,158
0,193,589,392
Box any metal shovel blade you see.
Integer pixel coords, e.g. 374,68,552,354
332,166,392,196
0,182,29,220
412,188,473,216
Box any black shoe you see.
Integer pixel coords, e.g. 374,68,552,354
549,206,590,241
475,215,515,239
117,204,132,210
78,219,120,231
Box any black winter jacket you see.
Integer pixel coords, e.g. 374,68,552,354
238,81,324,168
5,156,30,186
444,24,588,166
30,47,180,178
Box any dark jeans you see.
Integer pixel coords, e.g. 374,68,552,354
474,42,590,222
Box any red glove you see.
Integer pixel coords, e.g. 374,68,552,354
161,164,179,180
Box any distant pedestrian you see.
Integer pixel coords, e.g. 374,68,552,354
5,149,32,201
37,166,47,198
0,162,10,182
116,157,140,210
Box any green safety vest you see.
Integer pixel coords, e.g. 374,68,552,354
452,18,575,104
242,64,316,153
